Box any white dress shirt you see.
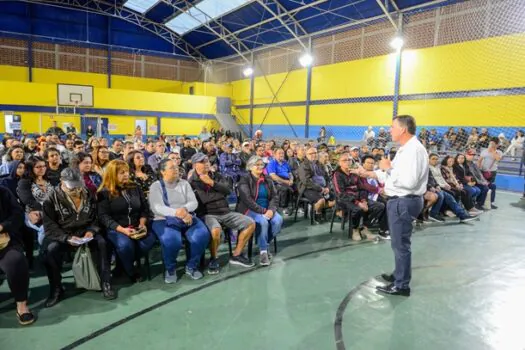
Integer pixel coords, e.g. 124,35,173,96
374,136,429,197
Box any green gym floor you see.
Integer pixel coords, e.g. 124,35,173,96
2,192,525,350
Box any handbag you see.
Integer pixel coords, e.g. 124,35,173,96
482,158,496,181
159,179,193,229
72,245,101,291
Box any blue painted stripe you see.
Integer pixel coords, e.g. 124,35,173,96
235,86,525,109
0,104,215,119
239,124,525,141
495,174,524,193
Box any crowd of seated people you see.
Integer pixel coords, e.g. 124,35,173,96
0,124,517,326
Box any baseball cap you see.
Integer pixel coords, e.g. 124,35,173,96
191,152,208,163
350,146,359,151
242,142,250,147
60,168,84,189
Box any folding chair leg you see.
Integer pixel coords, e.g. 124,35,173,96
273,237,277,254
329,208,336,233
144,253,151,281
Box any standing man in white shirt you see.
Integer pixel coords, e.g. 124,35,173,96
358,115,428,296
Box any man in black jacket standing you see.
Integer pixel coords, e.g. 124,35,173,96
42,168,116,307
188,153,255,273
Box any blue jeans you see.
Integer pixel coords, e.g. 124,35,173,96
246,211,283,251
430,190,467,219
463,184,481,203
152,218,210,273
387,196,423,289
107,229,156,276
475,184,489,206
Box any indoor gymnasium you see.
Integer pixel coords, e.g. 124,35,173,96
1,0,525,349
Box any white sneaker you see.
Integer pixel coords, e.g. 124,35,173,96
164,271,178,284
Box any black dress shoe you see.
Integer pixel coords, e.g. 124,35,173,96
102,282,117,300
45,286,65,308
376,283,410,297
381,273,395,283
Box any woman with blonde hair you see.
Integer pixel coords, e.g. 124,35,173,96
98,160,156,282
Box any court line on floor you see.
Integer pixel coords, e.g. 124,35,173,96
333,264,448,350
60,240,379,350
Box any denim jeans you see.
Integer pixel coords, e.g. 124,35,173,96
107,229,156,276
152,218,210,273
387,196,424,289
463,184,481,203
246,210,283,251
431,190,467,219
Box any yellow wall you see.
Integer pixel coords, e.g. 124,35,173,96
181,82,232,98
310,102,393,126
400,33,525,95
112,76,183,93
0,79,217,135
398,95,525,127
32,68,107,88
161,117,215,136
0,65,28,82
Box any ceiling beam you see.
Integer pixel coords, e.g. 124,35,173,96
160,0,253,64
195,0,330,50
375,0,398,30
5,0,206,62
256,0,308,51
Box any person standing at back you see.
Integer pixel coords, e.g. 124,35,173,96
358,115,428,296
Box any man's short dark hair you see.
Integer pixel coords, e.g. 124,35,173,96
394,115,416,135
362,155,375,164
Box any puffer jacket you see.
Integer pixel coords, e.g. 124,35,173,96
0,186,24,245
236,173,278,215
43,186,100,243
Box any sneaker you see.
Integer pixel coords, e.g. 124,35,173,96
283,208,292,216
229,254,255,268
164,271,178,284
469,209,481,216
491,204,498,209
378,230,391,240
207,259,220,275
185,267,204,280
445,210,455,217
260,252,271,266
460,215,477,223
360,227,377,240
429,214,445,223
352,229,362,241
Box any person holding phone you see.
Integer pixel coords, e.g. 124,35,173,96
98,160,156,282
42,168,116,307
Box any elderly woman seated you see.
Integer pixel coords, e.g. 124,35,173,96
42,168,116,308
149,158,210,283
236,156,283,266
98,160,156,282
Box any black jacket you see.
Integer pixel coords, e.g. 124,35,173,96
236,173,278,215
188,171,231,216
98,186,150,231
453,164,472,185
298,158,324,194
427,172,439,190
43,187,100,243
0,186,24,245
46,164,66,186
332,167,361,204
0,160,22,198
17,178,42,211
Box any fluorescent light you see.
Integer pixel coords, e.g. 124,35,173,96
165,0,250,35
299,53,313,67
123,0,158,14
242,67,254,77
390,36,404,50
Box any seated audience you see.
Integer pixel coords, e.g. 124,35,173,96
454,153,486,211
0,186,35,325
298,147,335,222
237,156,283,266
478,138,502,209
42,168,116,307
465,149,496,209
127,150,156,198
44,147,66,186
149,159,210,283
70,152,101,196
98,160,156,282
189,153,255,272
147,140,166,172
267,148,294,215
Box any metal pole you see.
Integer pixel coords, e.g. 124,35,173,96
107,17,112,88
305,37,313,138
392,13,403,118
28,4,33,82
249,53,255,138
